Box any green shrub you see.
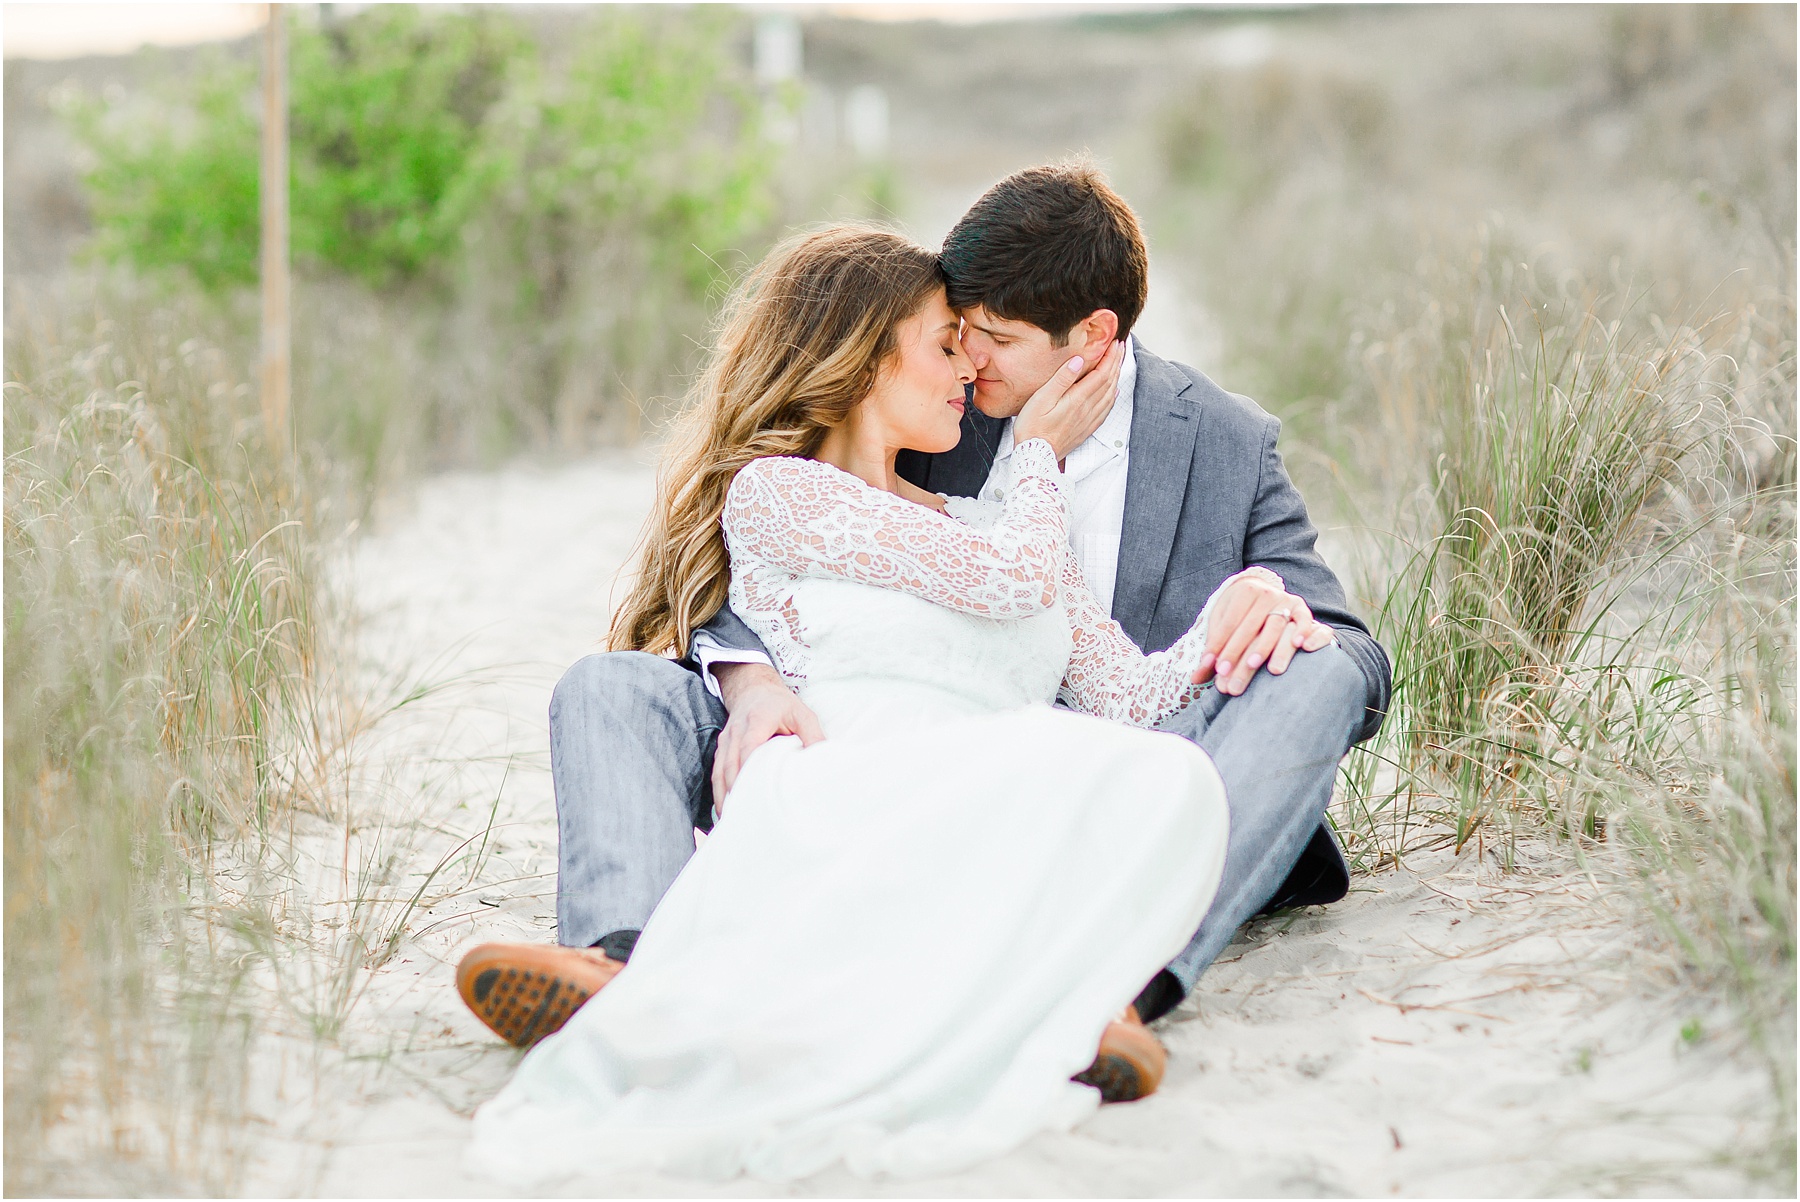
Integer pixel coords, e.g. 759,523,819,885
65,8,516,290
65,63,262,291
64,7,768,304
62,7,776,479
289,7,519,288
456,8,772,446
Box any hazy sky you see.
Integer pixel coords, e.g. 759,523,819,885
2,2,1180,60
5,3,267,59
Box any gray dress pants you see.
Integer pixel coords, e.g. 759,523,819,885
551,645,1366,994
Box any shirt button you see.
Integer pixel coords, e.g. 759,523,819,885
1113,439,1124,449
991,489,1004,500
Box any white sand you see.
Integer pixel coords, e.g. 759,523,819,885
241,454,1778,1197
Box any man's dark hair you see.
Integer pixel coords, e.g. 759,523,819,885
939,160,1148,343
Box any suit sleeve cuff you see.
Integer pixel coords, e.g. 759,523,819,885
690,631,774,700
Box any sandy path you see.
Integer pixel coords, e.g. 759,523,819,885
249,454,1778,1197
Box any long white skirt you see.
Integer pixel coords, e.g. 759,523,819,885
468,703,1228,1184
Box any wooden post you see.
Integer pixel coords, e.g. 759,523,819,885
259,3,290,449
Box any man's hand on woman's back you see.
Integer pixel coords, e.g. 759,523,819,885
711,662,826,810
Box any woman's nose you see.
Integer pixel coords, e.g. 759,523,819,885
952,341,977,383
954,348,976,384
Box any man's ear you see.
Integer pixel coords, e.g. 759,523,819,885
1073,309,1120,356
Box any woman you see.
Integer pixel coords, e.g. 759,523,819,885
468,226,1244,1184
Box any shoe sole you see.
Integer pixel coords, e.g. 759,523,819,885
1073,1053,1153,1103
1073,1007,1166,1103
456,945,617,1048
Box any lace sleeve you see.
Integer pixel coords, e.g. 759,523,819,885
1057,554,1283,727
722,438,1067,618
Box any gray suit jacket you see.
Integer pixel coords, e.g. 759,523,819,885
701,343,1391,743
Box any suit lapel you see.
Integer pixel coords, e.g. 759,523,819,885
1113,348,1202,645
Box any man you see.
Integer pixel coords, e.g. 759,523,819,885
457,163,1390,1099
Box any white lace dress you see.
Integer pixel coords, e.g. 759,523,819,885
469,438,1233,1184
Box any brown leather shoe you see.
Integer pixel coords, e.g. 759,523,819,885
1072,1005,1167,1103
456,942,624,1048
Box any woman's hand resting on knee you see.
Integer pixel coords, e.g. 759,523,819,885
1190,572,1335,697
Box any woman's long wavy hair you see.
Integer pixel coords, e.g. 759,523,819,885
609,225,945,657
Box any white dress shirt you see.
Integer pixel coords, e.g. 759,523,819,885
693,336,1142,694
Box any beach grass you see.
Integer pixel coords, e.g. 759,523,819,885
5,284,295,1190
1,280,450,1191
1148,4,1795,1178
1333,267,1795,1156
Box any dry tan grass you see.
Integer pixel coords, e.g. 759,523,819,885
2,279,457,1191
1149,6,1795,1177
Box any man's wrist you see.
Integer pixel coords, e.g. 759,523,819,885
714,660,786,709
